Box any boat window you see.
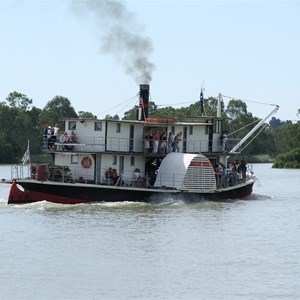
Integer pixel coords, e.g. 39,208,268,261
205,123,209,135
112,155,117,165
94,122,102,131
116,123,121,133
130,156,135,166
68,121,76,131
189,126,193,135
71,155,78,164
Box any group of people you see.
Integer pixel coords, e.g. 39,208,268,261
105,167,148,187
43,123,77,151
105,167,120,185
144,128,182,154
43,124,60,150
214,160,247,188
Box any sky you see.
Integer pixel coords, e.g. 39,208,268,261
1,0,299,121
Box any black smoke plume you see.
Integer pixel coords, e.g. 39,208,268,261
72,0,155,84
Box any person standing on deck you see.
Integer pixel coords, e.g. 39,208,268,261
221,131,228,151
153,130,160,154
167,132,174,153
172,132,182,152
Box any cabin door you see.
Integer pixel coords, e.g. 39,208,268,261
95,154,102,184
208,125,213,152
183,126,187,153
119,156,124,175
129,125,134,152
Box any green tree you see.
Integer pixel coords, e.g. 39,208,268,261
40,96,78,130
225,99,247,119
273,147,300,168
272,122,300,154
0,95,42,163
123,101,158,120
6,91,32,111
78,111,96,119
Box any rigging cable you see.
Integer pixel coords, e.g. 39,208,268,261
97,94,139,118
227,118,261,137
237,122,269,153
222,94,278,107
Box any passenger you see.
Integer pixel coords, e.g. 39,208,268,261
70,131,77,143
64,132,70,143
63,132,73,150
47,126,52,149
152,130,160,154
159,132,167,154
43,124,48,149
111,169,120,185
219,162,228,187
49,127,57,150
172,132,182,152
132,168,141,187
132,168,145,187
148,128,154,153
54,124,60,137
144,129,151,153
214,164,222,188
58,131,65,150
133,168,141,180
240,160,247,180
228,162,237,185
221,131,228,151
167,132,174,153
106,167,113,180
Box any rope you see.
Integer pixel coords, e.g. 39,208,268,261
227,118,261,137
97,94,139,117
222,94,277,107
156,100,195,107
238,122,269,152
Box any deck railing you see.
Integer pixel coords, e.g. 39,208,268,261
11,164,248,191
44,136,239,154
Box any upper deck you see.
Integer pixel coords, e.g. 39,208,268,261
44,116,238,157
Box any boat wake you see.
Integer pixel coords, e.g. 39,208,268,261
245,193,272,200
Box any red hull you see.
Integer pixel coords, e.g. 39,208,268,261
8,180,90,205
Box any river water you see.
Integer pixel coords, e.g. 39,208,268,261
0,163,299,300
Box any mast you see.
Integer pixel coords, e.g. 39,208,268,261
217,93,222,118
229,104,279,154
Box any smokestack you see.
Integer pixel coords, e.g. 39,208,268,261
200,88,204,115
138,84,150,121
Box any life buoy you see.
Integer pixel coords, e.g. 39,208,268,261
81,156,92,169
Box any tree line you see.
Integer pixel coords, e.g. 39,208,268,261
1,91,299,167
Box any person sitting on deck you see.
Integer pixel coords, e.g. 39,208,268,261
106,167,113,180
69,131,77,143
111,169,120,185
63,132,73,150
132,168,145,187
104,167,114,184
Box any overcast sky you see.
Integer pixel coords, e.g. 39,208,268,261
1,0,299,121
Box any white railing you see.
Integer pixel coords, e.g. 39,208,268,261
47,136,240,154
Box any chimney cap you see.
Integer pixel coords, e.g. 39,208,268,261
140,84,150,91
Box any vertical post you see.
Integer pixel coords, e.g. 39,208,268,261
138,84,150,121
217,93,222,118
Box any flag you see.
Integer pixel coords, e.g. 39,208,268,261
22,140,30,165
200,88,204,114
